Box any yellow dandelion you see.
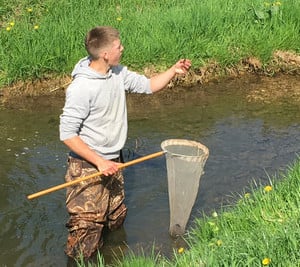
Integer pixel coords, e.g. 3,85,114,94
9,22,15,27
275,1,281,6
264,185,272,192
34,25,39,30
262,257,271,265
27,8,33,12
116,16,122,22
216,240,222,246
6,26,11,31
244,192,251,198
178,247,184,254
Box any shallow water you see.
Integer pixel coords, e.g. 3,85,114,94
1,74,300,266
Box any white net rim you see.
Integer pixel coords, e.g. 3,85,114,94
161,139,209,159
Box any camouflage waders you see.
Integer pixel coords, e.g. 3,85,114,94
64,156,127,259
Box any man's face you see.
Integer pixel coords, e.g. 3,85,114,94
106,39,124,66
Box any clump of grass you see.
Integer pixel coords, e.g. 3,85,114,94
0,0,299,87
115,248,165,267
76,252,105,267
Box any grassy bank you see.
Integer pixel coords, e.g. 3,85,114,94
1,0,300,88
77,158,300,266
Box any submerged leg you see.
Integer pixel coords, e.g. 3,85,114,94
65,218,104,259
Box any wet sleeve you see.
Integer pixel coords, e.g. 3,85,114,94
59,81,90,141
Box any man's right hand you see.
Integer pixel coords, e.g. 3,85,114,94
63,136,120,176
96,158,120,176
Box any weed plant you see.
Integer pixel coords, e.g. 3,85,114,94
0,0,299,86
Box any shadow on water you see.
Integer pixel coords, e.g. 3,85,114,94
1,74,300,266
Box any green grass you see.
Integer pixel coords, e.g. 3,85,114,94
77,158,300,266
0,0,299,86
175,159,300,266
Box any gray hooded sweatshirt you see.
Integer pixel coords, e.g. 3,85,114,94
59,57,152,159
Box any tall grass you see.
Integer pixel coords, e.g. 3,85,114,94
0,0,299,86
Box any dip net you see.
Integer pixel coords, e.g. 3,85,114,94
161,139,209,236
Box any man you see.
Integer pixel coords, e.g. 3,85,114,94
59,25,191,259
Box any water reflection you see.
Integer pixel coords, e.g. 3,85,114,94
1,74,300,266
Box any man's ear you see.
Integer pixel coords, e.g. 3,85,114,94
99,49,109,61
103,52,109,61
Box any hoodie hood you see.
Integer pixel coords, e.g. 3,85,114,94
71,56,113,80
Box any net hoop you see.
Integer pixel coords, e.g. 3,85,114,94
161,139,209,161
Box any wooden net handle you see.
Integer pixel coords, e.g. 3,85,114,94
27,151,165,200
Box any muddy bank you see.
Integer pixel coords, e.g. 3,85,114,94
1,50,299,109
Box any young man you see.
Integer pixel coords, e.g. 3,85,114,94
59,26,191,259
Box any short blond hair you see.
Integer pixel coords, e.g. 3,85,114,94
85,26,120,60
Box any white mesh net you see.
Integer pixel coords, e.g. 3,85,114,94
161,139,209,236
